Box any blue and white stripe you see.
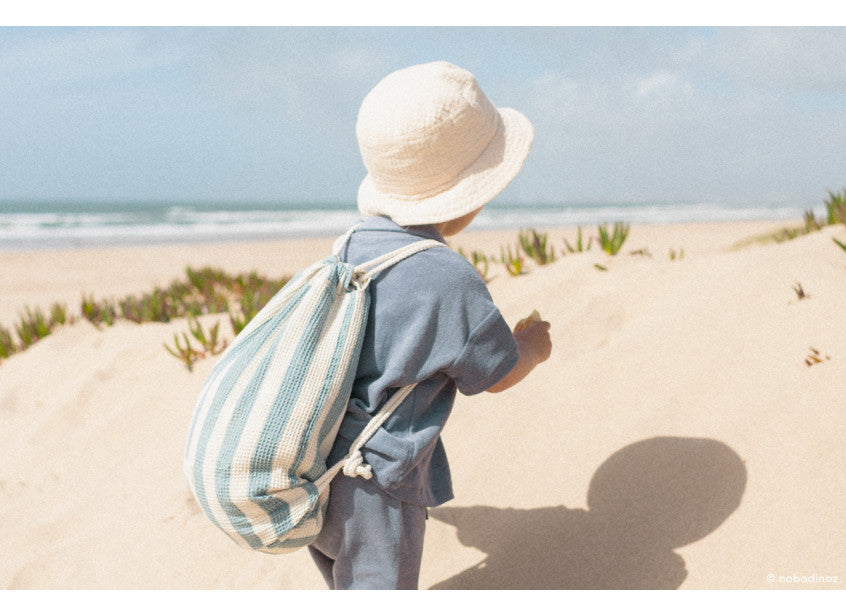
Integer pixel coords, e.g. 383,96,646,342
183,232,443,553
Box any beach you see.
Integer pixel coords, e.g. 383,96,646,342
1,219,844,590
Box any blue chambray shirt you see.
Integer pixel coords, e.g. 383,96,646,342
326,216,519,507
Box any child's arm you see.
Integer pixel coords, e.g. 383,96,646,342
487,319,551,393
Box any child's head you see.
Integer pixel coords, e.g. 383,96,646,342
355,61,533,232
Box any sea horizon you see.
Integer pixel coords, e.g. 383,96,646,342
0,198,821,252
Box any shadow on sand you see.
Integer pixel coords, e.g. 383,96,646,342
429,436,747,589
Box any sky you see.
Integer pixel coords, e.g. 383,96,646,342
1,19,845,207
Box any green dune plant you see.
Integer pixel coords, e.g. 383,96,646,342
803,209,822,233
792,189,846,238
118,295,146,324
519,228,556,265
119,288,177,323
563,226,592,254
188,316,227,356
736,188,846,249
14,303,70,348
82,294,118,327
234,272,287,309
597,221,630,256
15,306,51,347
50,303,69,326
186,266,220,300
469,250,491,282
161,270,287,368
228,309,251,337
164,331,205,372
228,289,264,335
0,302,71,363
227,273,287,335
833,236,846,254
164,316,228,371
0,268,288,365
185,267,235,315
140,288,173,322
0,324,17,360
499,244,526,276
824,188,846,225
80,267,288,331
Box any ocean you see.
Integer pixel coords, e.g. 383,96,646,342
0,199,816,252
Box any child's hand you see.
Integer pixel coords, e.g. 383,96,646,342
513,315,552,365
513,309,542,332
487,312,551,394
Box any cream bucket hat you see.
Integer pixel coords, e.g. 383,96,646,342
356,61,534,226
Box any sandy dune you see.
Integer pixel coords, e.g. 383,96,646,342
1,220,843,590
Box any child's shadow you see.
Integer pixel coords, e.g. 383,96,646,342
429,436,747,589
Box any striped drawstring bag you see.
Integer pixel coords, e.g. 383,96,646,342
183,226,443,553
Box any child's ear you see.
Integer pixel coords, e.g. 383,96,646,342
437,207,484,237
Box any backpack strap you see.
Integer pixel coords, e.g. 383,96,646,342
331,223,361,256
316,384,417,488
342,239,443,475
341,383,417,479
332,224,445,283
354,239,445,281
314,226,444,485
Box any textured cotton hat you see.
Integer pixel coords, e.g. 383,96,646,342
356,61,534,226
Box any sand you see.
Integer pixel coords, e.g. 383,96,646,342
0,219,844,590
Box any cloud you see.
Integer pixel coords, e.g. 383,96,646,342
1,27,843,204
198,29,393,135
0,28,185,93
524,71,581,125
509,28,845,203
636,70,693,98
713,27,846,92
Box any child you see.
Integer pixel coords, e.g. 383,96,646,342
308,61,552,590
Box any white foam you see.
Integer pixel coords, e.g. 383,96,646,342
0,201,817,251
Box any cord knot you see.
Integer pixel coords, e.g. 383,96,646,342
342,450,373,479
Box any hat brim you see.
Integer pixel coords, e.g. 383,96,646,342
357,107,534,226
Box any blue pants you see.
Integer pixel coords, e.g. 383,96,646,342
308,471,427,590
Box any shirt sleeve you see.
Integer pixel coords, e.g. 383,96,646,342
445,304,519,396
360,242,519,400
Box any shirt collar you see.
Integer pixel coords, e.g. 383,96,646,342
356,215,446,244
